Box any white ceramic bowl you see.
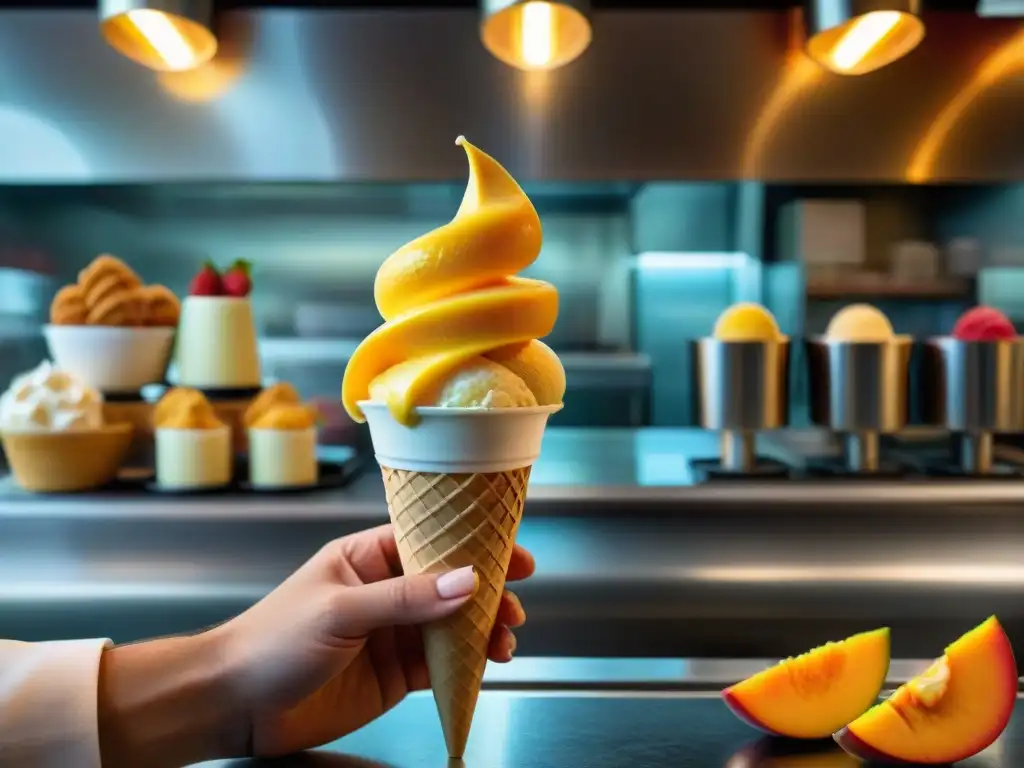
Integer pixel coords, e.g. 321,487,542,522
44,325,176,392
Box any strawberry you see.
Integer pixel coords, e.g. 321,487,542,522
189,261,223,296
222,259,253,298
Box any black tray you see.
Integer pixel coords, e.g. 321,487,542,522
116,453,365,496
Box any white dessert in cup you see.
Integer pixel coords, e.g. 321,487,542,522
243,384,319,488
0,361,104,432
0,361,134,492
175,296,261,389
247,426,317,488
153,388,232,490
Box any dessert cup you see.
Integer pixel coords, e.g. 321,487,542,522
1,422,134,492
102,398,156,471
247,426,318,488
360,400,560,758
175,297,261,389
43,325,175,392
155,425,232,490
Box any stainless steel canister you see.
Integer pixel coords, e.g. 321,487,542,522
807,337,913,471
922,337,1024,473
694,338,790,472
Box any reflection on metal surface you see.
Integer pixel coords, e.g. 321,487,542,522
741,13,825,177
156,12,250,103
481,0,592,72
907,26,1024,182
99,0,217,73
726,738,860,768
0,10,1023,181
199,691,1024,768
805,0,924,76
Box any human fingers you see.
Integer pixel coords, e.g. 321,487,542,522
495,590,526,628
505,545,536,583
338,526,535,587
487,625,517,663
331,524,403,585
330,567,478,639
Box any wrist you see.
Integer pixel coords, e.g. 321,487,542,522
98,630,247,767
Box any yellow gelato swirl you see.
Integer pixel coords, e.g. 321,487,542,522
342,136,565,426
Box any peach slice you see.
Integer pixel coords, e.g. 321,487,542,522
722,628,890,739
835,616,1017,764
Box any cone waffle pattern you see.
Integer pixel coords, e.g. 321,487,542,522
381,465,531,757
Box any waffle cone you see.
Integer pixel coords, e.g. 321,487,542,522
381,464,531,758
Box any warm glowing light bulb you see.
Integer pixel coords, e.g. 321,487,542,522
829,10,902,72
519,2,555,69
126,9,197,71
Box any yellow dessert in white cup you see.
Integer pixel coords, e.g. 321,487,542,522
244,383,319,489
154,388,232,490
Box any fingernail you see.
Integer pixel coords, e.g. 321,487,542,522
507,633,517,659
436,566,477,599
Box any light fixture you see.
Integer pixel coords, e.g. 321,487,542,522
480,0,592,72
100,0,218,73
805,0,925,76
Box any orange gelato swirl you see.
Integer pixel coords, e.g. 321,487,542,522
342,136,564,426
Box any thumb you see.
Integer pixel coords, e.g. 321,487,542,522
332,566,478,638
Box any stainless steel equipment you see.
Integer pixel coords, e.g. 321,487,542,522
0,9,1022,182
923,338,1024,473
807,338,912,471
5,428,1024,661
694,338,789,471
285,692,1024,768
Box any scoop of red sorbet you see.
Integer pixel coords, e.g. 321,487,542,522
952,306,1017,341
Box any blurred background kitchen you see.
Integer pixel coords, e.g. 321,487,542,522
3,3,1024,432
5,0,1024,695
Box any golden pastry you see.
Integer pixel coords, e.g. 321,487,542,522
243,382,301,428
140,285,181,327
86,285,144,326
49,285,88,325
78,254,141,298
250,403,319,430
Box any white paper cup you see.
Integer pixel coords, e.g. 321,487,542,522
359,401,562,473
247,427,318,488
155,426,231,489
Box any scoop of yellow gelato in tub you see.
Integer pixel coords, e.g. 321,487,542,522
713,303,782,342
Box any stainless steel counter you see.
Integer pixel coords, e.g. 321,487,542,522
202,691,1024,768
3,429,1024,660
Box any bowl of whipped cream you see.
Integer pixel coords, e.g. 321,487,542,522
0,361,134,492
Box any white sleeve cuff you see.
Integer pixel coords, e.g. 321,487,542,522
0,638,113,768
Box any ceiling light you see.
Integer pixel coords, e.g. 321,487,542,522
805,0,925,76
481,0,592,72
100,0,218,73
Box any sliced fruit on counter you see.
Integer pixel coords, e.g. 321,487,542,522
722,627,890,739
835,616,1017,765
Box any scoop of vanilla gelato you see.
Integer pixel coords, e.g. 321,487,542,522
432,358,538,408
0,361,103,431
